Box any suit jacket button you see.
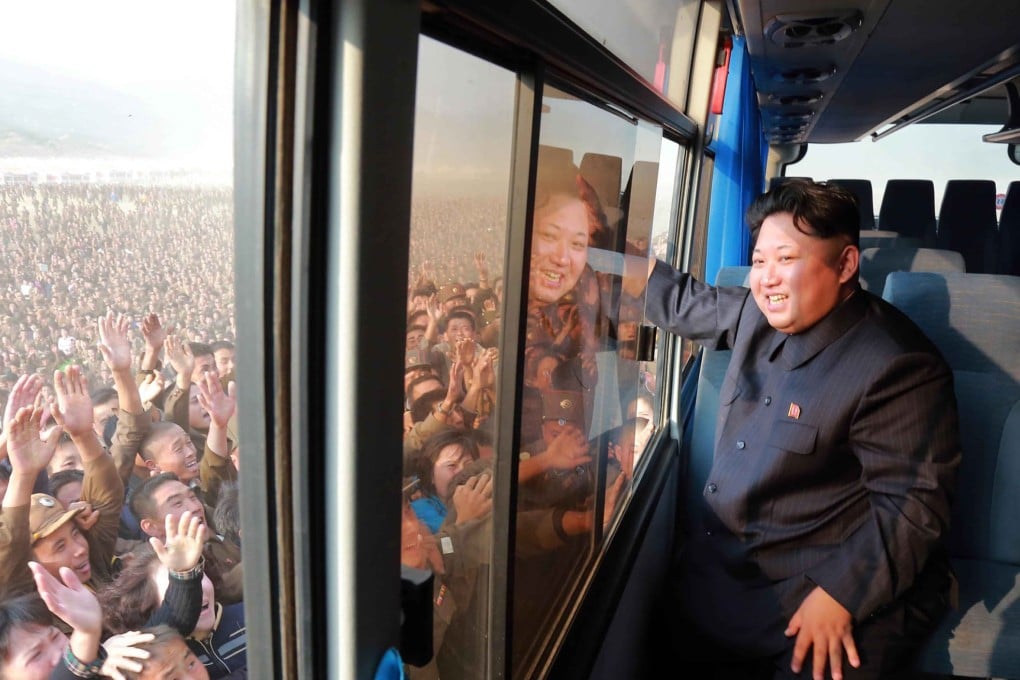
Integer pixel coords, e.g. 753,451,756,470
707,483,717,493
706,530,713,536
764,396,772,405
736,440,746,450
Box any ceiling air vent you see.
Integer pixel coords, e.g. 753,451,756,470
774,65,837,85
768,92,824,106
770,109,815,124
765,11,862,48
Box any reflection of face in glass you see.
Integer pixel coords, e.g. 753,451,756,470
433,444,472,499
535,355,559,390
529,195,588,305
630,396,654,460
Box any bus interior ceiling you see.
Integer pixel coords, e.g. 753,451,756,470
728,0,1020,147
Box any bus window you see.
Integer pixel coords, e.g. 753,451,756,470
512,83,669,677
401,36,516,679
793,123,1017,211
546,0,702,106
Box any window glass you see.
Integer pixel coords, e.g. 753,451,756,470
793,123,1016,209
401,36,516,678
0,0,241,665
547,0,701,104
512,84,666,677
637,137,684,470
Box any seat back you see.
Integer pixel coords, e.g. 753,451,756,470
882,272,1020,563
858,247,965,293
858,230,921,250
998,181,1020,276
878,179,936,244
829,178,876,230
937,180,999,273
580,152,624,232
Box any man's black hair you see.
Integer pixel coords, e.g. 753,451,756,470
188,342,214,359
410,388,447,424
89,386,118,406
439,308,477,334
129,472,182,523
0,594,52,662
48,469,85,499
210,340,234,352
213,481,241,548
405,372,442,404
746,179,860,249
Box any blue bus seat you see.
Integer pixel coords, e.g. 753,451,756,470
859,230,922,250
878,179,937,245
937,180,1000,273
858,247,965,293
998,181,1020,276
829,178,876,230
882,272,1020,678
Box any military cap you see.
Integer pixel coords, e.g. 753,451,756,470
405,347,433,372
539,389,584,426
437,283,468,305
29,493,83,544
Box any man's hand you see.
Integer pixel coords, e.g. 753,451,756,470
138,372,168,405
196,373,236,429
98,310,134,373
786,585,860,680
1,374,45,461
51,366,95,439
29,561,102,639
165,335,194,387
100,631,155,680
6,405,61,475
542,426,592,471
451,472,493,524
454,337,476,368
150,510,207,573
141,313,171,353
70,502,101,532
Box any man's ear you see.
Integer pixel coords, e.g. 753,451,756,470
145,459,160,476
838,245,859,284
139,517,158,538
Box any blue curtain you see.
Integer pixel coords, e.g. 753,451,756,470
703,35,767,285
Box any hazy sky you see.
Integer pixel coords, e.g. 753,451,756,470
0,1,235,175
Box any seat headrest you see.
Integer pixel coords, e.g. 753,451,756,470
883,272,1020,382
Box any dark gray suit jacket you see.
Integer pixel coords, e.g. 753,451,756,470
646,261,960,653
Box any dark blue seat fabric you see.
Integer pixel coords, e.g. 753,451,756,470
883,272,1020,677
998,181,1020,276
858,247,965,293
829,178,876,230
937,180,1000,273
878,179,937,244
858,230,921,250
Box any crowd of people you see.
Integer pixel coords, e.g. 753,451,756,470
0,154,661,678
0,184,235,387
0,182,243,679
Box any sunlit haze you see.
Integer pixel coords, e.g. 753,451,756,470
0,1,236,183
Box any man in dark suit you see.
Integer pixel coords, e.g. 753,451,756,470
645,180,960,679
